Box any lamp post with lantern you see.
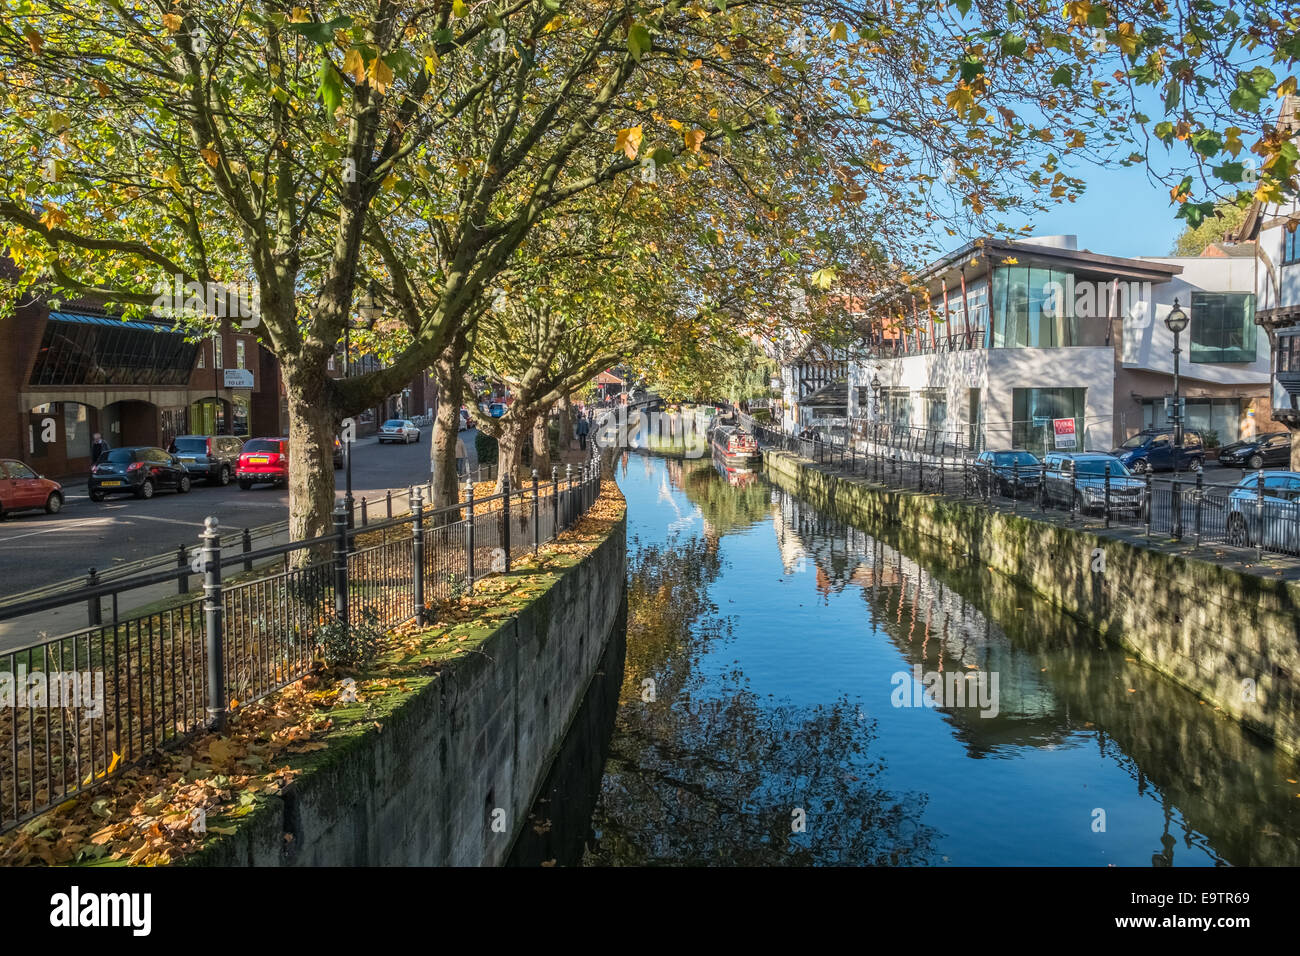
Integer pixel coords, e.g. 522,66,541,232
1165,298,1189,475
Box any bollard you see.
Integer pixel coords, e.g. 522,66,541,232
361,496,368,526
386,489,392,520
411,487,425,624
532,469,540,554
1104,463,1111,529
465,478,476,593
242,527,253,572
87,567,101,627
502,474,511,574
176,544,188,595
201,517,226,731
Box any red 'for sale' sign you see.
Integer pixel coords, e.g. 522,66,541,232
1052,418,1077,448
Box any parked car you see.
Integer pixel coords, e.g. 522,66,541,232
1218,431,1291,470
1043,452,1146,516
1224,472,1300,552
459,407,475,431
171,434,245,486
484,402,507,419
1110,428,1204,473
237,437,289,489
90,447,192,500
971,449,1042,497
0,459,63,517
378,419,420,444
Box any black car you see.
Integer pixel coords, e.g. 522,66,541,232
89,447,192,501
971,450,1042,497
1218,431,1290,470
171,434,245,485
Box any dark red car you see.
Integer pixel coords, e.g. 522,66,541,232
0,459,63,518
237,437,289,489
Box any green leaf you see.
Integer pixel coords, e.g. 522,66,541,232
1050,66,1073,87
1190,129,1222,158
1164,79,1180,112
1000,33,1026,56
954,0,972,16
1212,162,1245,184
628,24,651,62
318,62,342,115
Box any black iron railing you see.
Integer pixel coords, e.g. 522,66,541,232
0,451,603,833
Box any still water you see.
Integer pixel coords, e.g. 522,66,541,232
519,453,1300,866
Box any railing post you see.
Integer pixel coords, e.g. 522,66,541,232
385,489,392,520
1104,463,1111,529
465,478,476,594
177,544,188,595
1172,477,1183,540
201,516,226,731
411,487,425,624
1256,468,1265,561
532,469,540,554
332,503,349,631
1040,461,1047,512
361,496,368,526
565,463,573,529
242,527,253,572
1144,469,1152,541
86,567,101,627
502,474,512,574
551,465,560,539
1194,470,1203,547
1012,461,1018,513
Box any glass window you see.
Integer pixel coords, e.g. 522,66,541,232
1284,225,1300,265
242,438,282,453
1012,387,1086,455
197,343,205,368
213,334,224,369
1189,292,1256,363
236,339,246,370
7,462,37,479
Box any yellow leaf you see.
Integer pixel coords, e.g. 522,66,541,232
369,57,393,94
23,26,42,53
162,13,182,33
684,128,705,153
615,125,643,161
1278,76,1298,99
830,22,848,42
94,78,110,97
290,6,310,22
161,165,181,189
342,48,366,84
1224,126,1244,158
200,147,219,168
452,0,469,17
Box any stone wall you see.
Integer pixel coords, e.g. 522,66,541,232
763,450,1300,757
192,506,627,866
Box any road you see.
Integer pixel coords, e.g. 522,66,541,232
0,429,479,598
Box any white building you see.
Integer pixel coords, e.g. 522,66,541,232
847,235,1270,455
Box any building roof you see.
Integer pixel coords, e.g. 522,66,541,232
47,310,183,333
801,381,849,407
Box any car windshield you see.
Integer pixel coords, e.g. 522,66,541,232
1118,434,1149,449
103,448,137,463
1076,458,1130,477
993,452,1038,467
242,439,280,453
383,420,404,428
173,438,208,452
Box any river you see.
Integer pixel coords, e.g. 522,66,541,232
511,453,1300,867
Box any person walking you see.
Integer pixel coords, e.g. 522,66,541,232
576,414,590,451
90,432,109,464
455,433,468,477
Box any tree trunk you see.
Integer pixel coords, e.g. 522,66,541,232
431,342,467,515
558,394,573,451
495,416,527,493
283,359,337,562
532,409,552,477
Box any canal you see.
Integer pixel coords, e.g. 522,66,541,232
514,453,1300,867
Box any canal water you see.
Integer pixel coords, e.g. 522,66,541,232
516,453,1300,866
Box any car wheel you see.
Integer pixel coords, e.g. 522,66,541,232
1248,453,1264,470
217,465,231,486
44,492,63,515
137,479,155,500
238,479,252,490
89,490,105,503
1227,513,1251,547
178,474,192,493
1073,492,1086,515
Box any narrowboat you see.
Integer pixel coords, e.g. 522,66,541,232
709,425,761,468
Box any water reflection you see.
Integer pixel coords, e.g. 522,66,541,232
578,454,1300,866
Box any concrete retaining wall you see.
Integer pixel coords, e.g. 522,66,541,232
193,508,627,866
763,450,1300,757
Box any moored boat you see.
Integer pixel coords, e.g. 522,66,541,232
709,424,761,468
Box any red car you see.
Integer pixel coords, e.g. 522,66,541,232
0,459,64,518
237,437,289,489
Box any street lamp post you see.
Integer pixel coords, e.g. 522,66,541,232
870,371,881,451
1165,298,1189,475
342,321,354,528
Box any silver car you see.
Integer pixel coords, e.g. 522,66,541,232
378,419,420,444
1224,472,1300,553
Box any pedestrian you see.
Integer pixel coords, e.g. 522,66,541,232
90,432,109,464
576,414,590,451
166,436,178,454
455,434,467,477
